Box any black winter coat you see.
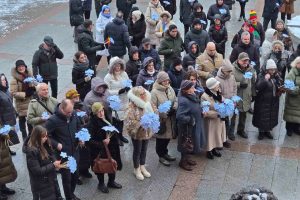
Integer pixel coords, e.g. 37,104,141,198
0,86,16,126
78,28,104,69
188,11,208,30
83,0,92,11
32,44,64,80
253,73,281,130
231,29,254,48
182,41,200,70
116,0,136,21
128,14,146,48
136,69,158,91
88,114,122,171
126,47,143,87
208,24,228,56
180,0,198,25
224,0,235,10
139,47,162,70
69,0,84,27
288,48,300,70
263,0,282,19
104,17,131,57
160,0,177,16
207,3,231,24
184,28,209,53
168,68,186,95
26,146,58,200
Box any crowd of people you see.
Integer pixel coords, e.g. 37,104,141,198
0,0,300,200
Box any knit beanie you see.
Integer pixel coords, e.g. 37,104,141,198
249,10,257,20
180,80,194,91
132,10,142,21
266,59,277,70
91,102,104,114
172,57,182,67
206,78,220,90
156,71,170,83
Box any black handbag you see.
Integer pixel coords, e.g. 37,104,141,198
182,126,194,153
8,129,20,146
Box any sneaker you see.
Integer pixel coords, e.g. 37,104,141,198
223,141,231,148
97,184,109,193
133,167,144,180
163,154,176,161
159,157,171,166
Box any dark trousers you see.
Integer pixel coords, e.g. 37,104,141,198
225,114,236,136
263,17,277,31
19,116,33,139
97,173,115,184
239,2,246,19
184,24,190,35
155,138,170,157
132,139,149,168
60,168,78,200
281,13,292,21
286,122,300,133
84,11,91,19
237,111,247,132
43,79,58,98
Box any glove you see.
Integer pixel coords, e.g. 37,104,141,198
179,16,183,23
207,73,214,79
84,76,91,82
25,87,35,97
118,88,126,94
124,87,131,92
167,108,176,117
240,82,248,89
97,44,105,50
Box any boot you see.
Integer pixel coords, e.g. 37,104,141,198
0,193,7,200
206,151,214,159
258,132,264,140
223,141,231,148
186,155,197,166
228,123,236,141
133,167,144,180
97,183,109,193
179,158,193,171
237,130,248,139
264,131,273,139
212,149,222,157
140,165,151,178
0,185,15,195
120,135,129,143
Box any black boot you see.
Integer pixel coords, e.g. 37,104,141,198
223,141,231,148
0,192,7,200
212,149,222,157
206,151,214,159
120,135,129,143
97,174,109,193
228,123,236,141
237,130,248,139
258,132,264,140
264,131,273,139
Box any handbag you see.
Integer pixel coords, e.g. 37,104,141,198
8,129,20,146
92,143,117,174
182,126,194,153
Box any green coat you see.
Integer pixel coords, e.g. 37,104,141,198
284,67,300,123
0,137,17,185
158,33,184,71
233,62,256,112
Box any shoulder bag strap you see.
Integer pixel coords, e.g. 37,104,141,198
35,98,53,115
104,143,112,160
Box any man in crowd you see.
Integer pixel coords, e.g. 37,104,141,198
139,38,162,70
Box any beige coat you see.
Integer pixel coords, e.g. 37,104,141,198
9,68,33,116
201,92,226,151
196,51,224,87
280,0,295,14
215,68,237,99
155,11,174,48
150,82,177,139
145,1,165,46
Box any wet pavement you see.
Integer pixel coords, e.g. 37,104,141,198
1,0,300,199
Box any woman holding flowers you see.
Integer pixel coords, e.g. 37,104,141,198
124,86,157,181
25,125,64,200
88,102,122,193
151,71,177,167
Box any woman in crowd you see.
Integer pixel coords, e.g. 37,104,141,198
284,56,300,136
151,71,177,166
10,60,35,140
182,41,200,71
275,19,294,51
126,46,143,86
72,51,93,101
88,102,122,193
155,11,173,48
188,3,207,30
128,9,146,48
201,78,226,159
25,125,64,200
184,70,204,97
261,28,278,65
176,80,205,170
253,59,283,140
104,57,130,144
168,58,186,95
237,0,248,21
124,86,157,180
136,57,159,91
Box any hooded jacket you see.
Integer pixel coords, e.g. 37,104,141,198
184,27,209,53
215,65,237,99
136,57,159,90
95,6,113,43
168,64,187,95
126,46,142,86
128,10,146,48
139,46,162,70
182,41,200,70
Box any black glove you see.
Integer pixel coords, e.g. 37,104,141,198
240,82,248,89
25,87,35,97
124,87,131,92
118,88,126,94
167,108,176,117
97,44,105,50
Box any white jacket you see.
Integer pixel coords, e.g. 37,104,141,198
95,14,113,43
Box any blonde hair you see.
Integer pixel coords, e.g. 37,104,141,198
291,56,300,68
131,86,145,98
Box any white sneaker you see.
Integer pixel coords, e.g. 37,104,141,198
134,167,144,180
140,165,151,178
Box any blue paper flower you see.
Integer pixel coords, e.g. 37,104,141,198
60,152,68,159
67,156,77,173
102,125,119,133
144,80,154,85
122,79,133,88
284,80,296,90
244,72,253,79
250,61,256,67
201,101,211,113
231,95,242,103
158,100,172,113
24,77,36,83
140,113,160,134
36,74,43,83
107,95,121,111
76,111,86,117
195,87,204,93
85,69,94,78
75,128,91,142
0,125,11,135
41,112,50,120
214,99,235,118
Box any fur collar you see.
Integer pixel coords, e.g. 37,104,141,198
127,89,153,113
11,67,33,82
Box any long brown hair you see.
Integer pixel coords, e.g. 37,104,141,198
28,125,52,160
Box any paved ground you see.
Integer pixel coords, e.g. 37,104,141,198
1,0,300,200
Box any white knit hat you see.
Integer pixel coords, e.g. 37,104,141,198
266,59,277,70
206,77,220,90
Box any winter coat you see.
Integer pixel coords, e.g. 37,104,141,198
263,0,283,20
288,48,300,70
88,114,122,171
276,28,294,51
176,92,206,153
123,90,157,140
249,21,265,47
78,28,103,68
95,0,112,18
128,13,146,48
168,67,187,95
253,73,281,130
136,69,158,91
158,32,184,71
201,91,226,151
126,47,143,86
184,27,209,54
145,2,165,46
32,44,64,80
72,58,92,101
207,3,231,24
155,13,174,47
196,50,224,87
69,0,84,26
139,46,162,70
179,0,198,25
280,0,295,14
151,82,177,139
95,12,113,43
116,0,136,21
26,145,57,200
27,96,58,127
188,11,208,30
224,0,235,10
261,28,277,64
104,17,131,57
45,106,81,157
284,67,300,124
231,29,255,49
208,24,228,56
83,0,92,11
160,0,177,16
9,68,33,117
215,68,237,99
182,41,200,70
0,89,16,126
265,49,290,79
0,136,17,185
233,61,256,112
104,58,130,120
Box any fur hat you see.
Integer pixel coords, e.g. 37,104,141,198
206,77,220,90
91,102,104,114
266,59,277,70
132,10,142,21
65,89,80,99
156,71,170,83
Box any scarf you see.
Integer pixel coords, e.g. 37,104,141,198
215,25,221,31
204,88,222,103
101,12,111,19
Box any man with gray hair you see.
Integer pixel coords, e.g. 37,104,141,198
230,31,260,74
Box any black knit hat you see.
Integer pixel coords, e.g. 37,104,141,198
172,57,182,67
15,60,27,69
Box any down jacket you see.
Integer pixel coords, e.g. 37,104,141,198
182,41,200,70
207,2,230,24
179,0,198,25
215,67,237,99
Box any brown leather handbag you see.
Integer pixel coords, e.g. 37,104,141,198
92,144,117,174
